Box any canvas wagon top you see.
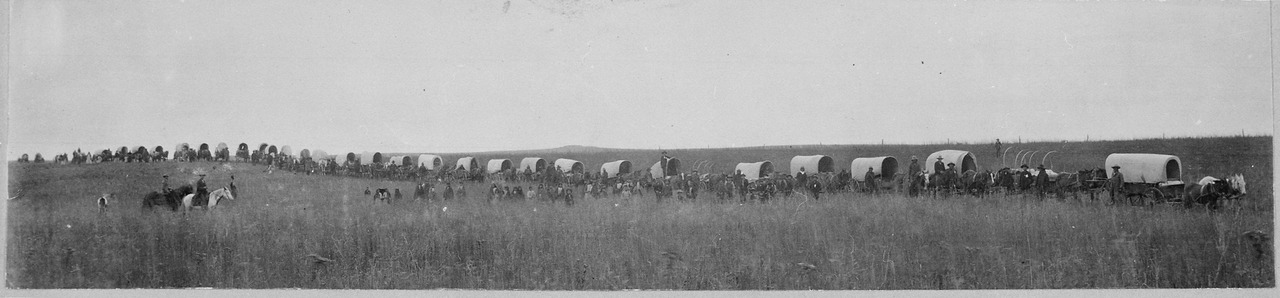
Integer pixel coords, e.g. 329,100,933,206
1105,153,1182,184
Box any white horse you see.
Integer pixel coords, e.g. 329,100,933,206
1184,174,1247,209
182,187,235,213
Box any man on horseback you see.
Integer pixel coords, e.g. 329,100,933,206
933,156,945,174
195,174,209,203
161,175,172,194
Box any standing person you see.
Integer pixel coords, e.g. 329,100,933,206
933,156,946,174
944,163,958,196
795,167,808,189
994,139,1002,159
1109,165,1125,204
1035,165,1050,200
907,156,921,196
808,178,822,200
443,183,454,201
864,167,878,194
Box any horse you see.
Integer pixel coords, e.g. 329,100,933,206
958,170,994,197
182,187,235,213
1183,174,1247,210
143,185,193,211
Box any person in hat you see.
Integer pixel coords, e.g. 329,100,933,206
1035,165,1050,199
944,162,959,193
161,175,171,193
195,173,209,203
933,156,946,174
864,167,878,194
1109,165,1124,203
1016,164,1032,191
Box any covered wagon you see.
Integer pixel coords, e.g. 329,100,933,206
486,159,514,174
520,157,547,172
600,160,632,178
923,150,977,175
299,149,311,160
1104,153,1184,205
735,161,774,181
346,152,359,164
280,145,293,157
648,157,681,179
850,156,899,182
555,159,585,173
455,157,479,171
268,145,278,155
416,154,444,170
789,155,834,176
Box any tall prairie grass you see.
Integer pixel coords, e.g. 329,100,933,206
6,158,1272,289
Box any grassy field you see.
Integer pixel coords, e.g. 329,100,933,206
5,136,1273,289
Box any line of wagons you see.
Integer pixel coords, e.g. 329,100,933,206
20,143,1201,206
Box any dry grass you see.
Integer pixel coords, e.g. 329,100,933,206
6,157,1272,289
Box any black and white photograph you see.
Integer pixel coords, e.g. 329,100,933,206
3,0,1275,294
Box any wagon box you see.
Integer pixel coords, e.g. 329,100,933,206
520,157,547,172
600,160,632,178
455,157,478,171
486,159,513,174
924,150,977,174
415,154,443,170
555,159,584,173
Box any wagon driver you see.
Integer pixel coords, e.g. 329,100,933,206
933,156,946,174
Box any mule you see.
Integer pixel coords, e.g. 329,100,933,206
1183,174,1246,210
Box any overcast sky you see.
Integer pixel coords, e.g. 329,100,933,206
6,0,1273,157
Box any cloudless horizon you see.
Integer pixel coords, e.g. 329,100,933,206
6,0,1274,158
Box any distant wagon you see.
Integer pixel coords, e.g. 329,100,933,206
649,157,681,178
280,145,293,157
311,150,328,160
923,150,977,174
600,160,632,178
1105,153,1185,205
416,154,444,170
153,146,167,161
520,157,547,172
850,156,899,182
735,161,774,181
268,145,278,155
486,159,514,174
455,157,479,171
359,152,379,164
299,149,311,160
258,143,269,154
346,152,359,164
555,159,585,173
790,155,834,176
389,155,412,166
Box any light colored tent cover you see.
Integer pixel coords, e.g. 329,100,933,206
735,161,774,181
600,160,632,178
648,157,682,178
789,155,834,176
299,149,311,159
311,150,328,159
216,143,228,151
486,159,514,174
520,157,547,172
850,156,899,182
555,159,584,173
1105,153,1182,184
280,145,293,156
923,150,977,174
455,157,478,171
415,154,443,169
387,155,405,165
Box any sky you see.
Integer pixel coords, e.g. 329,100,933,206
5,0,1274,157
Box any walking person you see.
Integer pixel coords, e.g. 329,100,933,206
864,167,878,194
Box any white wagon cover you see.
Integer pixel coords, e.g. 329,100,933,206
734,161,774,181
1105,153,1182,184
486,159,514,174
520,158,547,172
923,150,977,174
555,159,584,173
600,160,632,178
280,145,293,156
850,156,899,182
416,154,443,169
648,157,682,179
455,157,478,171
789,155,834,176
387,155,405,166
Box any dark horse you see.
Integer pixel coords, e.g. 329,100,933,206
142,185,194,211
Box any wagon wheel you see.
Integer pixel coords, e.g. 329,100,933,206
1145,188,1166,205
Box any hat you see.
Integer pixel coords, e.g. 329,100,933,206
911,156,918,160
163,175,169,178
1037,164,1045,169
1020,164,1028,168
1111,165,1121,169
936,156,944,160
947,162,955,166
